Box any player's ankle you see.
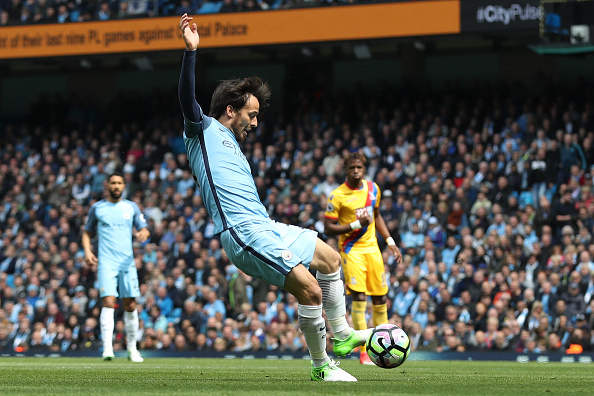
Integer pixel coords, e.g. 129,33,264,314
333,327,353,341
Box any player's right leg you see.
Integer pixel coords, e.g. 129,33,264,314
98,266,119,361
100,296,116,361
220,223,356,381
309,239,371,358
284,265,356,382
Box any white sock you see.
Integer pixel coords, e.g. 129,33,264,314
316,270,352,340
100,307,115,353
298,304,330,367
124,310,139,351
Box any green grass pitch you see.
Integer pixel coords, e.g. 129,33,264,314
0,357,592,395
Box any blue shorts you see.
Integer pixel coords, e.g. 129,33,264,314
97,264,140,299
220,220,318,288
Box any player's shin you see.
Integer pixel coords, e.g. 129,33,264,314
298,304,330,367
100,307,115,357
124,309,139,351
352,300,368,352
372,303,388,327
316,270,351,340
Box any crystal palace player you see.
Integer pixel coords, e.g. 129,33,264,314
177,13,370,381
324,153,402,364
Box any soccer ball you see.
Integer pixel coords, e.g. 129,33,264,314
366,323,410,369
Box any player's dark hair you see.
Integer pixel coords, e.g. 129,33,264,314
209,77,271,119
344,152,367,167
107,171,125,183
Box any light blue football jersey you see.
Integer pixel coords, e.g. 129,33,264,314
183,112,270,235
85,199,147,270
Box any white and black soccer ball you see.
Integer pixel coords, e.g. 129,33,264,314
366,323,410,369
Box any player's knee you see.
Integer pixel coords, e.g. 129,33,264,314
301,283,322,306
322,250,341,274
102,296,116,308
123,299,136,311
372,295,388,305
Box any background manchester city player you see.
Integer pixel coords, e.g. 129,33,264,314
82,172,150,362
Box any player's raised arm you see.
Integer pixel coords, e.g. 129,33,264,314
178,13,203,132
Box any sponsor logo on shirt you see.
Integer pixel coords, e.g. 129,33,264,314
100,221,129,229
222,139,249,164
355,206,373,218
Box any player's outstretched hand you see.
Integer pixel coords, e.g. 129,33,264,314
84,250,98,270
180,13,199,51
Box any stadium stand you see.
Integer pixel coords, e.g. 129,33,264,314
1,73,594,355
0,0,345,25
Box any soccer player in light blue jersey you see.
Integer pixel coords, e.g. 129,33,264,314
82,172,150,362
178,14,371,381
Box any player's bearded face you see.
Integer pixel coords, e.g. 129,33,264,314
108,176,125,200
231,95,259,143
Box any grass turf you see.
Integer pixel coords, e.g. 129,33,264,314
0,357,592,395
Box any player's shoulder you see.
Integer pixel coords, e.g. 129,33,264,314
336,182,354,194
121,199,140,209
209,117,230,135
90,199,107,209
362,179,379,191
184,113,213,140
327,184,346,201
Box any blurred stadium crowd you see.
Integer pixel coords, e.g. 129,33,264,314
0,0,357,26
1,76,594,356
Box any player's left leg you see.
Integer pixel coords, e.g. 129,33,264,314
341,251,374,364
351,290,374,365
310,239,371,357
371,295,389,326
120,270,143,363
